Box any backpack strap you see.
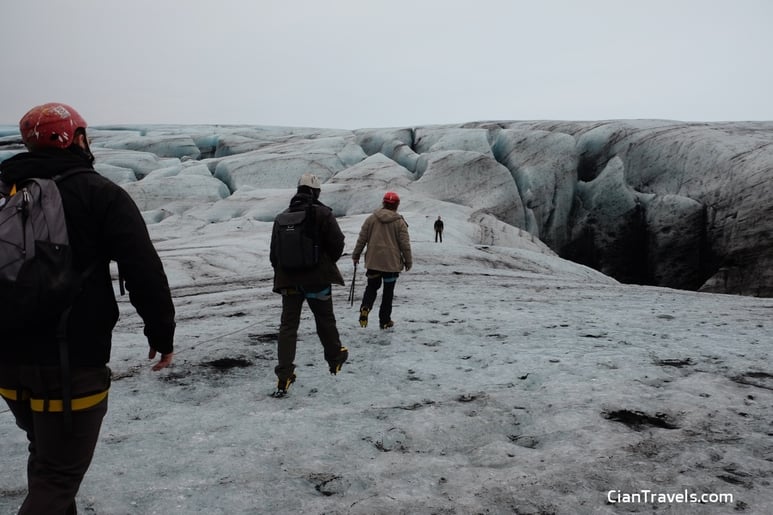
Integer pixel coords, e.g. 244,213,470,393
56,260,99,434
48,166,98,433
57,306,74,432
305,201,320,258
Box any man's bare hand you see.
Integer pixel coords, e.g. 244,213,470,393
148,349,174,371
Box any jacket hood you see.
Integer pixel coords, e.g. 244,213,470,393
0,149,93,184
289,191,331,212
374,207,403,224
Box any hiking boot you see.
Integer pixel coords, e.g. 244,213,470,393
273,374,296,397
359,307,370,328
329,346,348,375
380,320,394,330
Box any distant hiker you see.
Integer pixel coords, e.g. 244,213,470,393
352,191,413,329
0,103,176,514
270,173,348,397
434,215,444,243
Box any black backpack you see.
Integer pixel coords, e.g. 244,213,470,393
0,170,90,328
273,206,320,271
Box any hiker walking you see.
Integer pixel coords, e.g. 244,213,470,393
269,173,348,397
0,103,176,514
352,191,413,329
434,215,444,243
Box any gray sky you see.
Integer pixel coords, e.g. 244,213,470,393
2,0,772,129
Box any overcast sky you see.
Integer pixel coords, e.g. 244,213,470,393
2,0,772,129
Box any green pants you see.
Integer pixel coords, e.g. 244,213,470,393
276,287,343,381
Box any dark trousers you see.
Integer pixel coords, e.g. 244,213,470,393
435,230,442,242
0,364,110,515
276,289,343,381
361,270,399,326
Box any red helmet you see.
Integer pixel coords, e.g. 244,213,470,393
19,103,88,150
383,191,400,206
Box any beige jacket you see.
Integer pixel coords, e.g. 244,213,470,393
353,208,412,272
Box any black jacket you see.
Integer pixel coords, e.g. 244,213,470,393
270,191,345,293
0,149,175,366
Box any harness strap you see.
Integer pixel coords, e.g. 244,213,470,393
0,387,30,401
31,390,108,413
0,387,109,413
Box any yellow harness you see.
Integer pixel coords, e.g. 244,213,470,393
0,387,109,412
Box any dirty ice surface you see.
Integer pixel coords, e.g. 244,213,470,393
1,199,772,515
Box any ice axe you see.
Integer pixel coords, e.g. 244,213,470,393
348,262,357,307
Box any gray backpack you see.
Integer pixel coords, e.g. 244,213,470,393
0,171,85,328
